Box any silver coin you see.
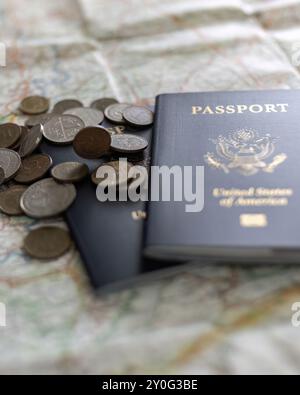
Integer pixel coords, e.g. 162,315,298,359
0,149,22,181
110,134,148,153
25,113,54,128
43,115,84,145
64,107,104,126
20,178,76,219
18,124,44,158
52,99,83,114
123,106,154,127
104,103,131,124
51,162,89,183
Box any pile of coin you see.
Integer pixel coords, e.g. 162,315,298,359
0,95,153,260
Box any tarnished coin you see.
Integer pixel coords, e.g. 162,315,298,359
91,160,132,188
0,185,27,216
73,127,111,159
0,149,21,181
52,99,83,114
123,106,154,127
25,113,54,128
0,180,15,192
43,115,84,145
23,226,71,259
0,167,5,185
19,124,43,158
64,107,104,126
104,103,130,124
110,134,148,153
19,95,49,115
14,154,52,184
51,162,89,183
11,126,28,150
20,178,76,219
0,123,22,148
91,98,118,112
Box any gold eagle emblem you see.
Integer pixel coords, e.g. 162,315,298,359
204,129,287,176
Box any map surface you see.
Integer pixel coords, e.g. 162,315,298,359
1,0,300,374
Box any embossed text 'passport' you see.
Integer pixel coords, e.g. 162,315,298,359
145,90,300,262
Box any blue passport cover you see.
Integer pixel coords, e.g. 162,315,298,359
145,90,300,261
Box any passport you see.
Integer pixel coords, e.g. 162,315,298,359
144,90,300,262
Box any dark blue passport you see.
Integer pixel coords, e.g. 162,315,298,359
145,90,300,262
41,119,180,292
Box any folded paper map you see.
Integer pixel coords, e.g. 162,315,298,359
1,0,300,374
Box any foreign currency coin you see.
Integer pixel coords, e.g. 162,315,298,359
19,95,50,115
25,113,54,128
23,226,71,259
18,124,43,158
91,160,132,188
0,167,5,185
11,126,28,150
51,162,89,183
52,99,83,114
43,115,84,145
104,103,131,124
0,185,27,216
110,134,148,153
73,127,111,159
0,149,21,181
64,107,104,126
91,98,118,112
14,154,52,184
123,106,154,127
0,123,22,148
20,178,76,218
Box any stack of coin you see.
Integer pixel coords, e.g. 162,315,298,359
0,95,153,261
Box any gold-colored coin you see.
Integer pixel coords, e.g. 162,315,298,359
91,98,118,112
51,162,89,183
23,226,71,259
11,126,28,150
19,96,50,115
52,99,83,114
0,123,22,148
14,154,53,184
0,185,27,216
91,160,132,188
